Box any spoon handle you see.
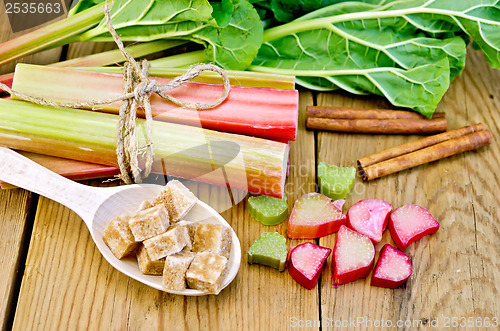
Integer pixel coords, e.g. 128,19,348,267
0,147,109,222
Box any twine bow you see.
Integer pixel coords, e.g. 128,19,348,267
0,4,231,184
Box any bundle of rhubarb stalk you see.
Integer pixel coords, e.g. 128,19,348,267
0,63,299,198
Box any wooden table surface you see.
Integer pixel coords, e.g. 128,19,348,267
1,6,499,331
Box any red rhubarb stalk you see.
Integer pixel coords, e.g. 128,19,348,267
0,151,119,189
12,64,299,142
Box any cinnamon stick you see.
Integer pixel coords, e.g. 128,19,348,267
358,123,485,168
357,124,492,181
306,106,447,134
306,117,447,134
307,106,445,120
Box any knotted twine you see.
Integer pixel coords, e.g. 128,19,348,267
0,4,231,184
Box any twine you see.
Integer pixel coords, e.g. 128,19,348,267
0,4,231,184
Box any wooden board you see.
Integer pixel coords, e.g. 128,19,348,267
0,189,32,330
0,0,64,75
0,3,62,329
317,49,500,329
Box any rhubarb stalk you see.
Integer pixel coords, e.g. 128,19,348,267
0,99,288,198
73,66,296,90
0,4,104,66
0,40,186,94
52,40,185,67
0,152,119,189
12,64,299,141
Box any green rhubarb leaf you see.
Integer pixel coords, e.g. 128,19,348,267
192,0,264,69
248,232,288,271
251,0,500,116
80,0,214,41
210,0,235,27
250,0,382,25
80,0,262,70
317,162,355,200
248,194,288,225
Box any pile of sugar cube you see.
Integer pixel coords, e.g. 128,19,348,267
102,180,232,294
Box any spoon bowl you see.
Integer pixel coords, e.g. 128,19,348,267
0,147,241,296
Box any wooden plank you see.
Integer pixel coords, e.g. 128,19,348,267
12,93,319,330
0,4,63,330
0,0,64,75
450,49,500,320
0,189,33,330
316,49,500,328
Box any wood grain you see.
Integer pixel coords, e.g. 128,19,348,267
0,0,64,75
0,189,32,330
316,49,500,329
0,4,61,330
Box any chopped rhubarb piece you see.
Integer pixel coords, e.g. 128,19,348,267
288,242,331,290
389,204,439,251
371,244,412,288
317,162,356,200
247,194,288,225
332,225,375,285
247,232,288,271
347,199,392,244
287,193,346,239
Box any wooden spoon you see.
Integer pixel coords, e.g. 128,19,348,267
0,147,241,296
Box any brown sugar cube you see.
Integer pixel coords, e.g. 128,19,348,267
152,180,198,222
136,200,153,213
143,225,191,261
129,204,170,242
163,250,196,291
193,223,232,258
172,220,197,250
185,252,228,294
136,245,165,275
103,216,138,259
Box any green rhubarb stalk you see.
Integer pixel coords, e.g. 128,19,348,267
148,50,207,69
0,3,105,66
52,40,186,67
0,40,186,93
72,66,296,89
0,40,179,92
0,99,288,198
